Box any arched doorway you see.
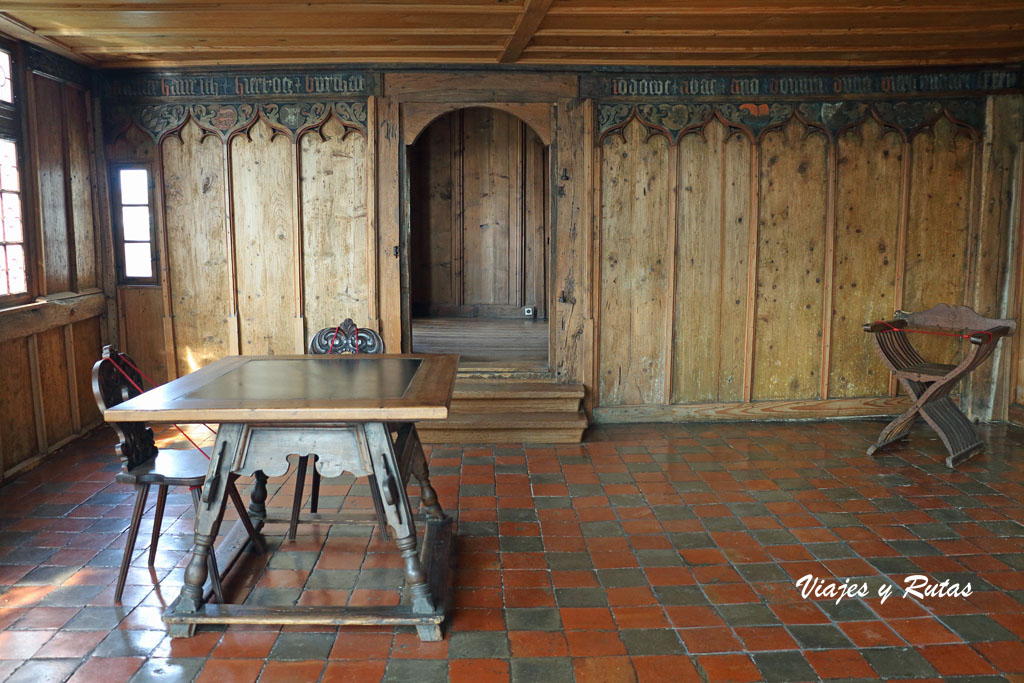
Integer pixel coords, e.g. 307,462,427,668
408,107,549,368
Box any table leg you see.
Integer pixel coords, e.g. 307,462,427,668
166,423,241,637
248,470,268,523
406,426,444,520
364,422,440,640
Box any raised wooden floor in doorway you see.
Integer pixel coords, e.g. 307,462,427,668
411,317,548,366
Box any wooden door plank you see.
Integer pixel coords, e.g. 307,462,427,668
162,122,233,374
301,119,371,336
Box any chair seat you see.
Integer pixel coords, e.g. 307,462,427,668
894,362,957,380
115,448,210,486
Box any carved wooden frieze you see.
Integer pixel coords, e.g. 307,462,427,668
598,99,983,144
105,100,368,143
101,67,373,144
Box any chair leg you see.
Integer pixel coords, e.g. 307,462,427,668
288,456,309,541
116,483,150,603
149,485,168,566
191,487,225,604
310,463,320,514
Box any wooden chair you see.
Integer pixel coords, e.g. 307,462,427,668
289,320,445,540
93,345,263,602
863,304,1015,467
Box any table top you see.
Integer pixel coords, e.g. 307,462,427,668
104,354,459,423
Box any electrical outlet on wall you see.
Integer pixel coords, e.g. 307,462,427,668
524,307,535,318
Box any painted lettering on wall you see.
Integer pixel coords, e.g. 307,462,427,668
586,69,1021,99
104,71,374,101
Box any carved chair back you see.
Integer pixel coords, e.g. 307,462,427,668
92,344,158,472
895,303,1016,335
308,319,386,355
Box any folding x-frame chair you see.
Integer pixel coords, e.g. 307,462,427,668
863,304,1015,468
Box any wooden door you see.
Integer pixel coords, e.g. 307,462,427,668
410,107,547,319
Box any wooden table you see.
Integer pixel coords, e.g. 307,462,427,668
103,353,459,641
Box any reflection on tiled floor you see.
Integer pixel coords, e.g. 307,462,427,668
0,419,1022,682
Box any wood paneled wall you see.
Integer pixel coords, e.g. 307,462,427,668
109,114,371,379
595,99,1022,421
410,107,547,318
103,70,1023,427
0,61,107,482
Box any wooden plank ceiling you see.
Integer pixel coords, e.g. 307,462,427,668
1,0,1023,69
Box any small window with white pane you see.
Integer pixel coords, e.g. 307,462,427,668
112,166,157,284
0,44,28,306
0,138,24,299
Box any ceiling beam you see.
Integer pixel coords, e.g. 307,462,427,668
0,12,97,66
498,0,554,63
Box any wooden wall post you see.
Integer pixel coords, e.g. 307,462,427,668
376,96,403,350
967,95,1024,420
552,97,593,389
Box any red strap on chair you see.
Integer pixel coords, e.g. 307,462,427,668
106,355,211,461
327,323,360,354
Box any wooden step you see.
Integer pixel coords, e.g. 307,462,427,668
451,380,584,413
417,378,587,444
417,410,588,445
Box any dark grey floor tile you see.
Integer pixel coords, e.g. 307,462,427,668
5,658,79,683
500,537,544,552
619,629,684,655
717,604,779,626
862,647,938,678
385,659,448,683
504,608,562,631
554,587,608,607
266,551,319,570
63,606,129,631
38,584,107,607
546,552,593,571
245,588,302,607
305,570,358,590
636,549,684,567
354,568,405,588
788,624,854,649
92,629,165,657
597,568,647,588
940,614,1017,642
270,632,335,660
753,651,818,683
653,585,708,606
510,658,572,683
449,631,510,659
736,563,788,582
15,565,80,585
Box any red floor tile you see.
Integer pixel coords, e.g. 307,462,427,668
449,658,509,683
508,630,568,657
805,649,878,679
631,655,702,683
975,641,1024,673
573,656,638,683
195,658,265,683
696,654,762,683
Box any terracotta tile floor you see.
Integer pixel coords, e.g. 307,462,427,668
0,419,1022,682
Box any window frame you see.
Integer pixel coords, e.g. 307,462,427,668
110,162,159,286
0,37,31,308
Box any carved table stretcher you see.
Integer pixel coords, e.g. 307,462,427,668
103,353,459,641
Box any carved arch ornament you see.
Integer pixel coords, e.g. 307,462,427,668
597,99,982,146
105,100,369,145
